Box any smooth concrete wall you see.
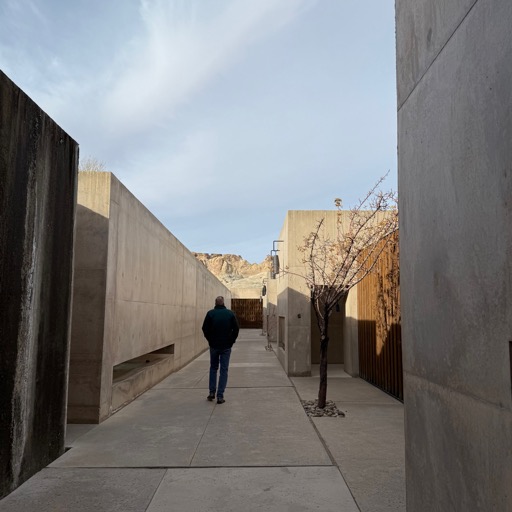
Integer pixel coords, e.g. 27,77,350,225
231,287,261,299
343,288,359,377
0,71,78,497
396,1,512,509
68,172,230,423
264,277,278,344
275,211,359,376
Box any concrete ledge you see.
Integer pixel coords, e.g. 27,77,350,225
112,355,175,412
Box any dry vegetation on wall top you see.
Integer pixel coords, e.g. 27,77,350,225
193,253,271,289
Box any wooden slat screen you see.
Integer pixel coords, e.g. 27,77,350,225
358,232,403,401
231,299,263,329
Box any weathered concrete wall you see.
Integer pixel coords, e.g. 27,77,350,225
396,1,512,509
0,71,78,498
68,172,230,423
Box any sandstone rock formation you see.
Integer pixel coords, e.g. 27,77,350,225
193,253,271,290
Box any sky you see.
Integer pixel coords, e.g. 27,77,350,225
0,0,397,264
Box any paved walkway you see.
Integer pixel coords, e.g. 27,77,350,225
1,330,405,511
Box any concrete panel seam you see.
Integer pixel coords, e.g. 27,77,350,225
189,402,217,467
142,467,168,511
289,381,336,467
397,0,479,112
404,371,512,412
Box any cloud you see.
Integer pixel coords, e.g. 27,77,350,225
121,128,219,217
101,0,315,139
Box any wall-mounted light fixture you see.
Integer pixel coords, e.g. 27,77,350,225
270,240,283,278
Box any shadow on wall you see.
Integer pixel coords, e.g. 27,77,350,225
358,319,403,401
310,302,344,365
265,303,278,345
67,204,110,423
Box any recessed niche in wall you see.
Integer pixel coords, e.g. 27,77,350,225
112,344,175,383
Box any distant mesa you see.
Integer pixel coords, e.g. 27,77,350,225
193,253,271,289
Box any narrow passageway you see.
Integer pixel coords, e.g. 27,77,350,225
1,330,404,511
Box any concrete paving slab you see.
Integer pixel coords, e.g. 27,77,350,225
153,370,206,389
229,352,279,364
146,467,359,512
230,362,282,367
52,389,215,467
191,387,332,466
312,404,405,512
65,424,97,446
311,364,352,378
291,376,399,405
0,468,165,512
194,364,292,389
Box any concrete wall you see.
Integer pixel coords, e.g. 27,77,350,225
262,274,278,345
343,288,359,377
0,71,78,497
230,287,261,299
274,211,359,376
68,172,230,423
396,1,512,509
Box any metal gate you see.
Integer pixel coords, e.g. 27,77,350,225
231,299,263,329
358,233,403,401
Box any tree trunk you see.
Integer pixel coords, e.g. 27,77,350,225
318,334,329,408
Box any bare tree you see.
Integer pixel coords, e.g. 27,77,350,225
296,175,398,408
79,156,106,173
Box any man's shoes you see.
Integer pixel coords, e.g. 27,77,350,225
207,394,215,401
217,398,225,404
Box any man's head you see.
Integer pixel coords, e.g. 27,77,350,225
215,296,225,306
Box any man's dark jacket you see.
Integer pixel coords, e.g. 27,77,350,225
202,305,239,349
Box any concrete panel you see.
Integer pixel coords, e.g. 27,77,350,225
343,287,359,376
397,0,512,509
395,0,477,106
230,287,261,299
53,389,215,468
0,468,165,512
404,375,512,511
146,467,359,512
286,325,311,376
67,359,103,422
65,425,96,446
313,405,405,512
195,363,292,389
191,387,332,466
0,71,78,497
69,269,107,358
291,376,399,405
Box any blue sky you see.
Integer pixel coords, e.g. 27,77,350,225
0,0,397,263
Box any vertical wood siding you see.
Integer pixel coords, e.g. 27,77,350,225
358,233,403,401
231,299,263,328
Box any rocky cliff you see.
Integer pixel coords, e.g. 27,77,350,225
193,253,271,289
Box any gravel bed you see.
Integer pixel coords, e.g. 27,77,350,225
301,399,345,418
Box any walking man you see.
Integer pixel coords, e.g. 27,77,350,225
202,296,239,404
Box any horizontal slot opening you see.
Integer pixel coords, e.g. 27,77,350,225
113,343,174,383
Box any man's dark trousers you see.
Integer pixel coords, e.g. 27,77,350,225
209,347,232,399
